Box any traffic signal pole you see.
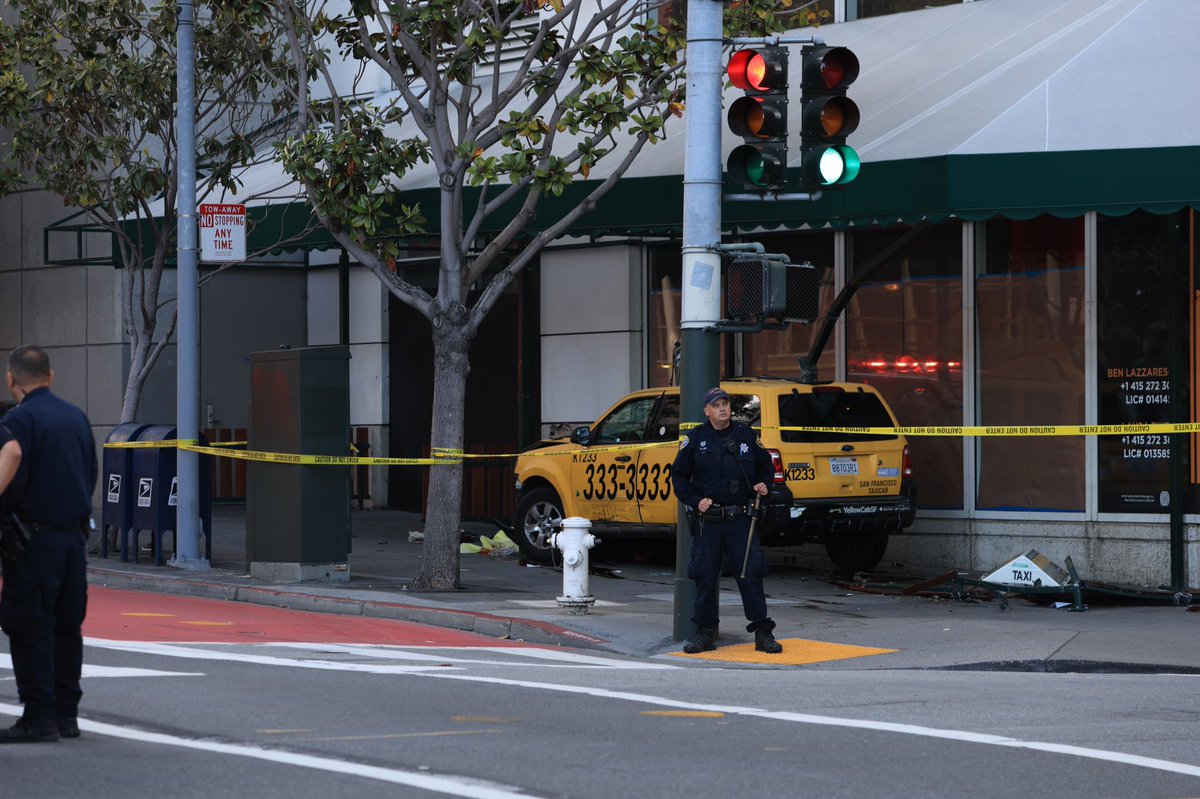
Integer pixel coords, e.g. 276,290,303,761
674,22,859,638
674,0,724,642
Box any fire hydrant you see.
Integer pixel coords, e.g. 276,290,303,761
549,516,599,614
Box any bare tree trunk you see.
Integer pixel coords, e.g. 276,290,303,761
411,324,472,590
119,357,145,423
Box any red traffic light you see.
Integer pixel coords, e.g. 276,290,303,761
728,48,787,92
801,46,859,91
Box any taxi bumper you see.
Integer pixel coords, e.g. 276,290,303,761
761,481,917,545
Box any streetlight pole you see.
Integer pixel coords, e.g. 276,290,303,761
173,0,207,569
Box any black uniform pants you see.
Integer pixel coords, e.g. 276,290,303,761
687,513,767,630
0,526,87,722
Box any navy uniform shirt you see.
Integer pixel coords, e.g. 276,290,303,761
671,420,773,510
0,387,96,528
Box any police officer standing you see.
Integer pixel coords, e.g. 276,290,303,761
672,386,783,654
0,346,95,743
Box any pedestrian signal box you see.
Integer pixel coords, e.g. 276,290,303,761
726,257,820,323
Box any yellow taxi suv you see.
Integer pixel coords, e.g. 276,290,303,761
513,377,915,573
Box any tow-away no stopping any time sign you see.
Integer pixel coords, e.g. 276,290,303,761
199,203,246,262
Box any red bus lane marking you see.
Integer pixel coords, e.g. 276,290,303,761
84,585,526,647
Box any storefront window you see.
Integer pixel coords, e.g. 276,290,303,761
847,223,964,510
648,246,682,388
1097,210,1189,513
742,232,836,380
976,217,1085,512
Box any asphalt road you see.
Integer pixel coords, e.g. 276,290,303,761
2,587,1199,799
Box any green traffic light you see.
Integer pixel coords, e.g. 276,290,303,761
815,145,860,185
836,146,861,184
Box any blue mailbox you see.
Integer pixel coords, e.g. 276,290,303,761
125,425,213,566
99,422,150,559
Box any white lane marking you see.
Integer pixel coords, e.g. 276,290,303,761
0,702,545,799
268,642,676,670
83,640,449,674
83,639,1200,780
0,653,201,678
417,673,1200,781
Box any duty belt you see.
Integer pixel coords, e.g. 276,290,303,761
699,503,749,520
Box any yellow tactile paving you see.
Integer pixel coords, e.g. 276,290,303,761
669,638,897,666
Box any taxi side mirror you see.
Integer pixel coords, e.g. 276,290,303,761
570,426,592,445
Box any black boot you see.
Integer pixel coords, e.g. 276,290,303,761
0,717,60,743
751,620,783,654
683,626,718,654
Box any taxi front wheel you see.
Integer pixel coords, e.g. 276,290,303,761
514,487,564,565
826,532,889,574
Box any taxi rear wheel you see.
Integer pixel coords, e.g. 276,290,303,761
826,532,889,573
514,487,564,565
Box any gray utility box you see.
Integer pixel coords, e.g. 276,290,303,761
247,346,352,582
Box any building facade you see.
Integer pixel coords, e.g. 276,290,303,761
4,0,1198,585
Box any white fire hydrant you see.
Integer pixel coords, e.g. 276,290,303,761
549,516,599,614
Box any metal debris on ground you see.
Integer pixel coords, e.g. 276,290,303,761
835,557,1194,612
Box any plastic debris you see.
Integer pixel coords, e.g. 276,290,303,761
461,531,520,556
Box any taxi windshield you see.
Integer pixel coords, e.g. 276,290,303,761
777,388,897,443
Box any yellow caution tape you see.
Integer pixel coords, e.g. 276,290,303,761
103,438,246,448
103,439,183,449
689,422,1200,437
103,439,456,466
771,422,1200,437
100,421,1200,468
182,443,454,466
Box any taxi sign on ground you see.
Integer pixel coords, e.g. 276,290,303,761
982,550,1069,587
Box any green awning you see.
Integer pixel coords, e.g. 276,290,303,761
98,145,1200,267
592,146,1200,237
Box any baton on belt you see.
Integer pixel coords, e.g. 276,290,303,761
739,493,762,580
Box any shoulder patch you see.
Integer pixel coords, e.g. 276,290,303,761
756,437,765,449
678,436,689,451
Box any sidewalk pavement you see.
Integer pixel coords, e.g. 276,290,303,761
87,506,1200,672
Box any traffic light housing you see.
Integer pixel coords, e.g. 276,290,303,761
726,47,789,192
726,257,820,323
799,45,860,189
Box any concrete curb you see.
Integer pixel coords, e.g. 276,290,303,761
88,566,617,654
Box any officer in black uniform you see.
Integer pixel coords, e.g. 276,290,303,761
0,346,95,743
672,386,783,654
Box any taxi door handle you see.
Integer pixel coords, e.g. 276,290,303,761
615,455,632,462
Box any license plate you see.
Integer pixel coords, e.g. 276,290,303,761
829,457,858,476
